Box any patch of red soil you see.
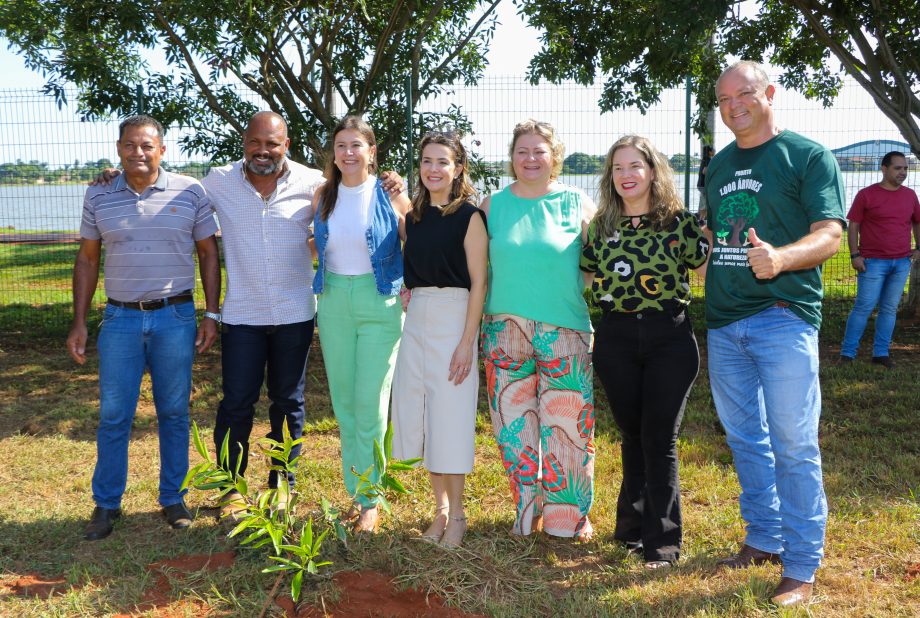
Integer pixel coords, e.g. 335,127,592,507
282,570,487,618
4,573,69,598
116,551,236,616
906,562,920,581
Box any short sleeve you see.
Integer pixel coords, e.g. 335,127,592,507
681,212,710,269
910,190,920,223
191,186,219,241
803,148,846,225
846,188,867,223
580,221,598,273
79,191,101,240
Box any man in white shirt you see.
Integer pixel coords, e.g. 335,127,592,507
205,112,404,516
202,112,322,509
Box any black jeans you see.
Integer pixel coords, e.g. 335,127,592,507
593,307,699,562
214,319,315,489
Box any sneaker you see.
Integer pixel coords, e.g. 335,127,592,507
84,506,121,541
871,356,894,369
163,501,194,529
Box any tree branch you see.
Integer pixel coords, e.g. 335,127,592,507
151,7,244,134
418,0,501,97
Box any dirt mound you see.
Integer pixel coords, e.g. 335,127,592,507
279,570,487,617
3,573,69,598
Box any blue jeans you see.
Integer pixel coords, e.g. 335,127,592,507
93,301,197,509
708,306,827,583
214,320,314,489
840,257,911,358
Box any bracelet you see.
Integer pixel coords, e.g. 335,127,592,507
850,252,861,259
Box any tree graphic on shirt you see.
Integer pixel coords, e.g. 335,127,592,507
717,192,759,247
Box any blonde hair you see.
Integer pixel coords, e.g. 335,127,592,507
508,119,564,180
594,135,683,237
410,131,479,222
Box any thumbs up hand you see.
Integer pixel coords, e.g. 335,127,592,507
746,227,784,279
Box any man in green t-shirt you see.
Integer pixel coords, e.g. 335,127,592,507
704,61,846,607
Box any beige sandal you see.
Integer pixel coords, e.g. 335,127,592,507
418,505,449,543
439,515,467,549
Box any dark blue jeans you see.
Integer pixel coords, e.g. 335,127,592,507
214,320,314,489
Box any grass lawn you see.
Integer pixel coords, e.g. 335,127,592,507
0,239,918,616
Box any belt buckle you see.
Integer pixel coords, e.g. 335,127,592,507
138,298,160,311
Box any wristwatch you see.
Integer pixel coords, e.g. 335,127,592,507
203,311,222,323
850,252,861,259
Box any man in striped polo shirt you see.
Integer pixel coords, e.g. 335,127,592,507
67,115,221,541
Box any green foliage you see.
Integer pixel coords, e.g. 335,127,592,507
518,0,920,155
562,152,604,174
182,419,420,605
0,0,503,182
0,159,114,184
668,153,701,172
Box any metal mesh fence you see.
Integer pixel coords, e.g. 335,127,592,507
0,76,915,334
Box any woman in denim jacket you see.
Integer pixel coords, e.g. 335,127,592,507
313,115,410,532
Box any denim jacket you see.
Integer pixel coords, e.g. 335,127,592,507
313,178,403,296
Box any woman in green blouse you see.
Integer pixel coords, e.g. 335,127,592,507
581,135,710,569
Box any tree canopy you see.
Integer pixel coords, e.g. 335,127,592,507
518,0,920,157
0,0,501,175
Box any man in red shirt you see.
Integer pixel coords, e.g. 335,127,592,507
840,151,920,368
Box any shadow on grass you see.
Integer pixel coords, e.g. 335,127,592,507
0,509,253,614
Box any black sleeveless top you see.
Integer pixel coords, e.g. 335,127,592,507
403,202,486,289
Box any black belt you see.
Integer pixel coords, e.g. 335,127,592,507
107,292,194,311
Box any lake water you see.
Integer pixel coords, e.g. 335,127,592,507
0,172,885,231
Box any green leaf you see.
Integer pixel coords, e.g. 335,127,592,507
383,421,394,459
372,438,386,476
291,570,303,601
191,422,210,462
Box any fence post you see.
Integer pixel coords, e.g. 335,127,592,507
135,84,145,115
684,75,691,207
405,75,414,195
904,262,920,318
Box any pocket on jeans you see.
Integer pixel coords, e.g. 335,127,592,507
100,304,121,327
170,301,197,321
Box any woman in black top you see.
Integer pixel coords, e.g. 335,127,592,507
390,131,488,548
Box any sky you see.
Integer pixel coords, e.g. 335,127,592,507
0,2,909,164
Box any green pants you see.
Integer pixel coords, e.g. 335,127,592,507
318,272,403,506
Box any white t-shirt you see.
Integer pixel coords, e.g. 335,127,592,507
326,175,376,275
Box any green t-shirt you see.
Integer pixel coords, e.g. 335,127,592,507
485,184,591,332
580,210,709,313
704,130,846,330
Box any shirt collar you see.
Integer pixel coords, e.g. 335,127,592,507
114,168,166,193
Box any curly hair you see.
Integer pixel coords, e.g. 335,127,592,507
508,119,564,180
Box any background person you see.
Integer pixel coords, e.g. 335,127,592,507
391,131,488,549
705,61,845,607
581,135,709,569
480,119,597,540
839,150,920,368
312,115,410,533
697,144,715,221
67,115,220,540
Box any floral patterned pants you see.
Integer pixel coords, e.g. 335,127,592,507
481,314,595,537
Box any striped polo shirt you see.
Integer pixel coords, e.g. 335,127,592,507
202,159,324,326
80,170,218,302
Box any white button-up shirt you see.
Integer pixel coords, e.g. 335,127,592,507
202,159,324,325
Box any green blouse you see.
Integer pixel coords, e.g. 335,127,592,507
580,210,709,313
